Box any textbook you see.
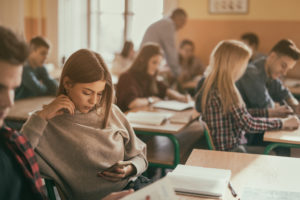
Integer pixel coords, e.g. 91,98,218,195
153,100,194,111
120,177,177,200
167,164,231,199
126,111,172,126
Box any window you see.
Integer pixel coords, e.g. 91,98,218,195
59,0,163,67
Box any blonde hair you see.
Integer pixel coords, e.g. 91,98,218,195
200,40,252,114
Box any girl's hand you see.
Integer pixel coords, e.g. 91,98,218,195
282,115,300,130
268,105,294,118
37,95,75,120
97,162,137,182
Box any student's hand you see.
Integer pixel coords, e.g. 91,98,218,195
268,105,294,118
37,95,75,120
151,96,161,104
178,94,191,103
281,115,300,130
98,163,137,182
292,104,300,115
102,189,134,200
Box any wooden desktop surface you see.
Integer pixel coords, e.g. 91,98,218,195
7,96,55,121
127,106,195,134
264,128,300,145
283,77,300,95
177,149,300,200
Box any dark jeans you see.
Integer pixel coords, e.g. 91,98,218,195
123,175,153,191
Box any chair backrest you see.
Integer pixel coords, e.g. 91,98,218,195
203,123,216,150
45,179,57,200
198,115,216,150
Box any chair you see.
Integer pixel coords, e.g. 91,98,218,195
45,179,57,200
202,122,216,150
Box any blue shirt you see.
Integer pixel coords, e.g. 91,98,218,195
15,63,58,100
236,58,293,109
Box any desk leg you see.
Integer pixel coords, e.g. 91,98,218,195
135,130,180,169
264,143,300,155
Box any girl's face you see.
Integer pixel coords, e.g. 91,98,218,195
147,54,162,76
233,59,248,82
65,79,106,113
180,44,194,60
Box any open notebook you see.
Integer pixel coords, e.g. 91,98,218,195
167,164,231,199
126,111,173,126
153,100,194,111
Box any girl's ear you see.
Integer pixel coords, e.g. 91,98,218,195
63,76,73,91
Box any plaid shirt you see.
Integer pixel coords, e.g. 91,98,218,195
202,91,282,151
0,126,47,200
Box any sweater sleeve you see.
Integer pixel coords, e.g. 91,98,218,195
20,113,48,149
231,105,282,133
112,106,148,176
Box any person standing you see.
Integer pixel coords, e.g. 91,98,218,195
140,8,187,78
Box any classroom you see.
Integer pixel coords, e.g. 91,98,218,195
1,0,300,200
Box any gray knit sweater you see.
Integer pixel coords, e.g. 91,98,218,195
21,104,147,200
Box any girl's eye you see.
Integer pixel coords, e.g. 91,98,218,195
83,91,92,95
97,93,102,97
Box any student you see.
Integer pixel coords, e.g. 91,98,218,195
111,41,135,77
195,40,299,152
140,8,187,77
116,43,190,112
237,39,300,110
15,36,58,100
240,32,265,63
178,39,205,91
0,26,47,200
21,49,148,200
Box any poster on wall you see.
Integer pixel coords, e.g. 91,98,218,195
209,0,248,14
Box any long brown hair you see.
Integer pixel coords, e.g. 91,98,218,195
200,40,251,114
129,43,163,94
58,49,114,128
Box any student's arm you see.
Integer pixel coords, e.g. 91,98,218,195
128,96,161,110
99,106,148,181
231,105,299,132
36,66,58,95
166,88,190,102
21,95,75,148
285,96,300,113
231,105,283,133
21,67,50,96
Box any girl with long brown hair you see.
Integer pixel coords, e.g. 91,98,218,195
116,43,190,112
21,49,147,200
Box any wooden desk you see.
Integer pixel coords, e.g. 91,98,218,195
7,96,55,121
128,107,203,169
178,149,300,200
283,78,300,95
264,128,300,154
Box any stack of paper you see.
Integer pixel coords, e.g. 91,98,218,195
153,100,194,111
126,111,172,126
167,164,231,199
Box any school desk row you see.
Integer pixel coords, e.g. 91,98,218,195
7,96,300,199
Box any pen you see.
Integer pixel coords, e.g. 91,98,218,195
228,182,238,198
